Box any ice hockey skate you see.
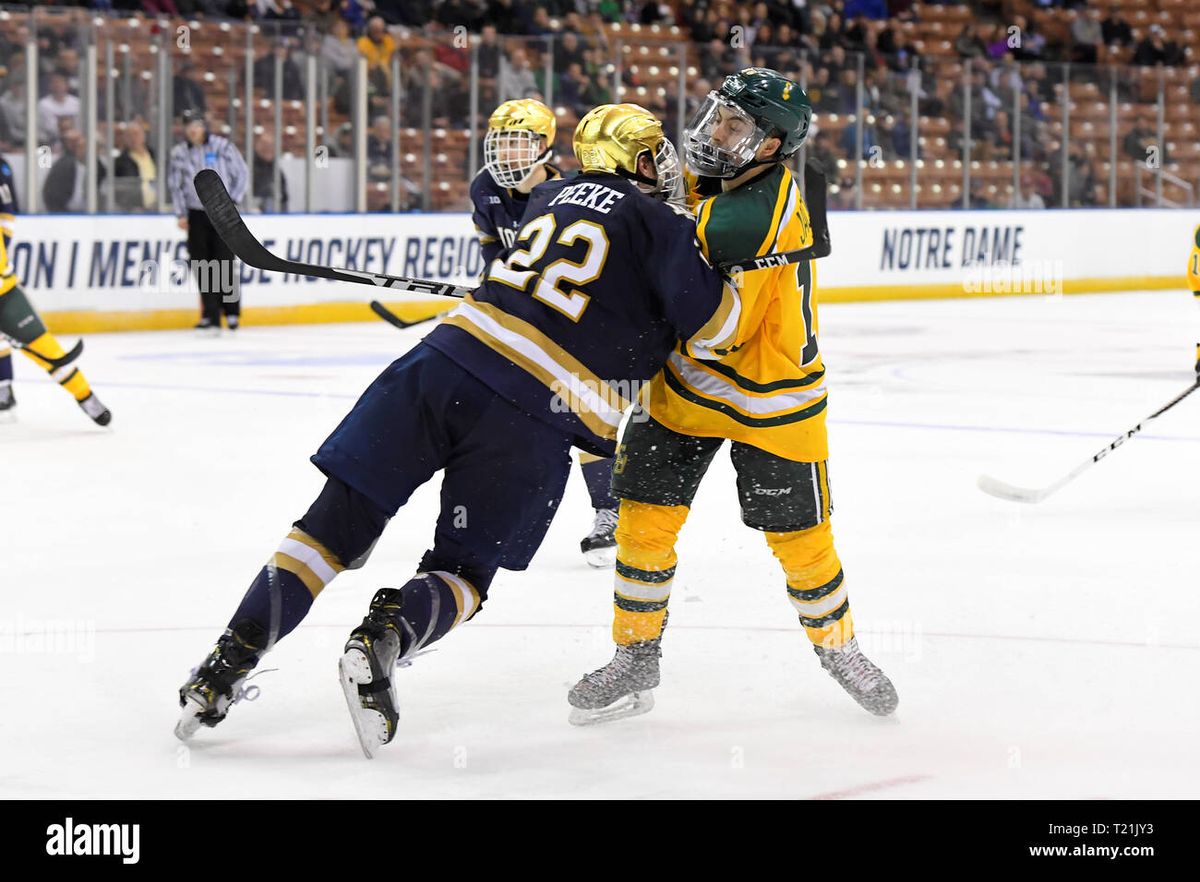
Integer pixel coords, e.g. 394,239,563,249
568,638,660,726
0,383,14,422
813,636,898,717
580,507,618,568
175,619,268,741
339,588,403,759
78,392,111,427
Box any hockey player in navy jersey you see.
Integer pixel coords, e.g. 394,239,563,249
471,98,621,567
176,103,744,758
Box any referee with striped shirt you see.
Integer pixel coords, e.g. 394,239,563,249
169,109,248,334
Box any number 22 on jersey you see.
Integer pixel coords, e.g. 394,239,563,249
487,212,610,321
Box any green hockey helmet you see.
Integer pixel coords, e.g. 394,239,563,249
683,67,812,178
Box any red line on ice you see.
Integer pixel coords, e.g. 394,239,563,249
809,774,932,800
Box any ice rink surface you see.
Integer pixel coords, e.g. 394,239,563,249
2,290,1198,799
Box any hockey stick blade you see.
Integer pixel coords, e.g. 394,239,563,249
977,380,1200,504
193,169,471,299
3,334,83,370
369,300,447,330
976,474,1051,504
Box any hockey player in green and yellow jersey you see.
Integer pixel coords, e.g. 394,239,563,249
1189,223,1200,376
569,69,897,723
0,158,111,426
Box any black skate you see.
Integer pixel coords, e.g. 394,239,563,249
339,588,404,759
195,318,220,337
813,636,898,716
176,619,268,740
580,507,618,568
568,638,660,726
78,393,111,427
0,383,14,422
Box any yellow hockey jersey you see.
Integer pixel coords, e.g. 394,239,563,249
645,163,828,462
1189,223,1200,293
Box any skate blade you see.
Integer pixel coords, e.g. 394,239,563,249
174,694,206,742
568,690,654,726
0,412,15,424
583,546,617,569
338,649,392,760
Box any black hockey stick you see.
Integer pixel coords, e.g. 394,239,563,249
196,166,827,299
1,333,84,370
978,379,1200,503
194,169,471,299
369,300,448,330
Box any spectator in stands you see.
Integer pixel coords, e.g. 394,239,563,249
830,176,858,210
808,129,840,180
1064,142,1097,207
1070,8,1102,65
113,121,157,212
0,24,30,63
1133,24,1184,67
1101,6,1133,49
840,112,878,160
989,109,1013,160
498,47,538,102
358,16,398,92
960,179,992,210
887,111,914,159
172,61,207,124
54,48,81,96
947,118,969,158
887,30,919,72
0,76,27,147
252,133,289,213
558,62,601,118
1191,73,1200,105
1010,15,1046,62
252,39,305,101
43,127,106,212
477,24,502,81
554,31,588,75
1009,175,1046,209
920,77,954,118
366,114,392,175
955,23,986,60
821,12,845,52
321,16,358,83
326,121,354,158
37,74,80,148
1123,119,1165,164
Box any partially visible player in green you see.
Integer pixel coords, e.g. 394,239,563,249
1188,223,1200,376
0,158,111,426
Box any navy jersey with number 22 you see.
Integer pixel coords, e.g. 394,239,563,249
425,171,742,457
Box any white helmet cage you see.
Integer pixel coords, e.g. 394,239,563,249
683,91,772,178
483,127,552,189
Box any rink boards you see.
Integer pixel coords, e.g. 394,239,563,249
5,208,1193,334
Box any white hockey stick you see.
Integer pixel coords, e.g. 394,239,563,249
977,379,1200,503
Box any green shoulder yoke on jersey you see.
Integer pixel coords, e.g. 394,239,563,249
695,164,791,266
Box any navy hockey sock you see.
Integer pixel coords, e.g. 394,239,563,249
385,570,483,658
227,528,346,644
580,455,617,511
